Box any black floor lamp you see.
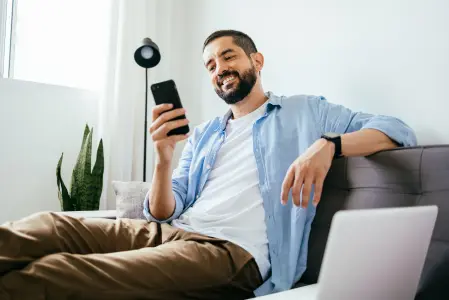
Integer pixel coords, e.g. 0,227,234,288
134,38,161,182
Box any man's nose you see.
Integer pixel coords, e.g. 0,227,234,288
216,62,229,78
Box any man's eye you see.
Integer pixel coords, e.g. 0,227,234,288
224,56,235,61
209,66,216,72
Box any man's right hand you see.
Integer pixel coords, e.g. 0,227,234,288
150,103,190,165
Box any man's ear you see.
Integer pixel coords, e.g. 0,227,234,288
251,52,264,72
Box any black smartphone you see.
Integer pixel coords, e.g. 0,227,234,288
151,79,189,136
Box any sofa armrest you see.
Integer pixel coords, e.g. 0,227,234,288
58,210,117,219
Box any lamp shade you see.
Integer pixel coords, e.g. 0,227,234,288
134,38,161,68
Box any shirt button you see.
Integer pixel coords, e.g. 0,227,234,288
206,164,211,169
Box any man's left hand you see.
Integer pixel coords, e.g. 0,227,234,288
281,138,336,208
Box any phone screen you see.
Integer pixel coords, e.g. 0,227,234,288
151,79,189,136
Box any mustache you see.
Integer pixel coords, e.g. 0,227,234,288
218,70,240,85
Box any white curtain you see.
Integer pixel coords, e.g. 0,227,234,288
98,0,163,209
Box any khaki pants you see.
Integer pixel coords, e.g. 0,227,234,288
0,212,263,300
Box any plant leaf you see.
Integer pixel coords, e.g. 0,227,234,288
56,153,72,211
71,124,91,211
56,153,63,209
90,138,104,210
80,127,93,210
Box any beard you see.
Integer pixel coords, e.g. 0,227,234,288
214,65,258,105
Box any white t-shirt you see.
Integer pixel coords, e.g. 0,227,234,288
171,101,271,280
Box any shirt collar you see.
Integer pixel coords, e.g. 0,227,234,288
215,91,282,132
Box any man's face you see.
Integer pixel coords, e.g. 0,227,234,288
203,37,258,104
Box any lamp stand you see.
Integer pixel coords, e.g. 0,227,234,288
143,68,148,182
134,37,161,182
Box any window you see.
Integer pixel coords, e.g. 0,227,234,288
0,0,111,91
0,0,13,78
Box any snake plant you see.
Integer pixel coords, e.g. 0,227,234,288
56,124,104,211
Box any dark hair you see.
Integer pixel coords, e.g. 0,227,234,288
203,30,258,57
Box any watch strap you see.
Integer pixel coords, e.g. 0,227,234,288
321,134,342,158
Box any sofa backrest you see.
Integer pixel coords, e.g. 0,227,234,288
299,145,449,299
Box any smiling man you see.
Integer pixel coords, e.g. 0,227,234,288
144,30,417,297
0,30,417,299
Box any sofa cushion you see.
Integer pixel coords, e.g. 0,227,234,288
298,145,449,299
112,181,151,220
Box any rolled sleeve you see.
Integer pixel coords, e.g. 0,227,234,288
316,96,417,147
355,113,417,147
142,190,184,223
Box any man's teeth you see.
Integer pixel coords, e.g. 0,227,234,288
222,76,235,85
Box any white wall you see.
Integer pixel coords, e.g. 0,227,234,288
144,0,207,171
2,0,447,221
0,78,98,223
174,0,449,145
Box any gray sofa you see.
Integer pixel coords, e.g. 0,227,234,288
112,145,449,299
296,145,449,299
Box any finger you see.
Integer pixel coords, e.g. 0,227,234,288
168,133,190,143
312,178,324,206
292,170,305,207
150,108,186,133
281,166,295,205
151,103,173,122
301,176,314,209
152,118,190,141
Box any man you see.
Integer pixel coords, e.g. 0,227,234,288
0,30,416,299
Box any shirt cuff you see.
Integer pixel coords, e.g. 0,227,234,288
362,117,417,147
142,191,184,223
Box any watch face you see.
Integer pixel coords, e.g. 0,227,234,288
324,132,340,138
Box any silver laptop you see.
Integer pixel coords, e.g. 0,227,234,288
257,205,438,300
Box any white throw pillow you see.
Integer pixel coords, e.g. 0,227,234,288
112,181,151,219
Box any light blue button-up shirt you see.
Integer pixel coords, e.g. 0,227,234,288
143,92,417,297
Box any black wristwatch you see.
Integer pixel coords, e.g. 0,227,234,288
321,133,342,159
